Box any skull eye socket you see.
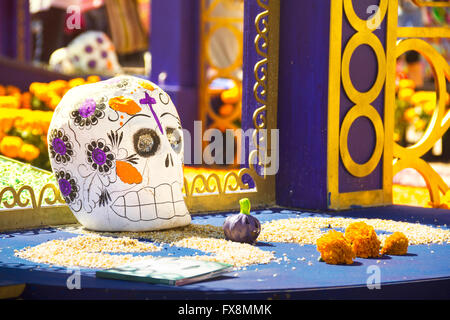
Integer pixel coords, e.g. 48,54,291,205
166,127,182,153
133,128,160,157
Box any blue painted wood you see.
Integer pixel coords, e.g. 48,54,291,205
150,0,200,156
275,0,331,209
0,206,449,300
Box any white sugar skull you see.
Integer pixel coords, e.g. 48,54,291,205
66,31,122,75
48,75,191,231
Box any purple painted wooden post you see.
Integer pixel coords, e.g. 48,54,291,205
275,0,331,210
150,0,200,158
0,0,31,62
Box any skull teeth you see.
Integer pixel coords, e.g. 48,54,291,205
111,182,186,222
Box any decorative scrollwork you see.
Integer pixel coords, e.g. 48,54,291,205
0,183,66,210
38,183,65,207
253,0,269,131
183,168,255,197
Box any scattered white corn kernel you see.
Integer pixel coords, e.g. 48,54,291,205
15,216,450,270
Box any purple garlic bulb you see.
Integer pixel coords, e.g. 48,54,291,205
223,198,261,244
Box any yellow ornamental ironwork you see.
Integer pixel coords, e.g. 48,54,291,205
327,0,395,209
328,0,449,209
393,0,450,207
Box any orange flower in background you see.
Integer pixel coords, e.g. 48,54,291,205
0,96,20,109
423,100,435,115
219,104,234,116
68,78,85,88
29,82,46,96
398,79,415,90
6,85,21,96
1,108,54,136
403,107,417,123
411,91,435,106
221,86,240,104
47,93,61,110
87,75,101,83
398,87,415,102
345,222,380,258
0,136,23,158
411,91,449,108
48,80,68,96
0,85,6,96
414,118,426,131
0,114,15,133
19,143,40,162
317,230,355,265
381,232,409,256
21,92,32,109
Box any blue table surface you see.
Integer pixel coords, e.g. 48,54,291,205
0,206,449,299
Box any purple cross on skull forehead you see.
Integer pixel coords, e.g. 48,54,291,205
140,92,164,134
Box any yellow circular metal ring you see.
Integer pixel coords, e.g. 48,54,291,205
339,104,385,178
343,0,388,32
341,32,386,105
393,38,450,160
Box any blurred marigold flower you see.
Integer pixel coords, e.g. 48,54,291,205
398,87,415,102
221,85,240,104
0,96,20,109
0,136,24,158
219,104,234,116
398,79,415,90
87,75,101,83
68,78,85,88
19,143,40,162
414,118,426,131
403,107,417,123
423,100,435,115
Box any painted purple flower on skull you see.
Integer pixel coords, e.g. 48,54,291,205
86,139,115,173
49,129,74,164
55,170,79,204
71,97,106,128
